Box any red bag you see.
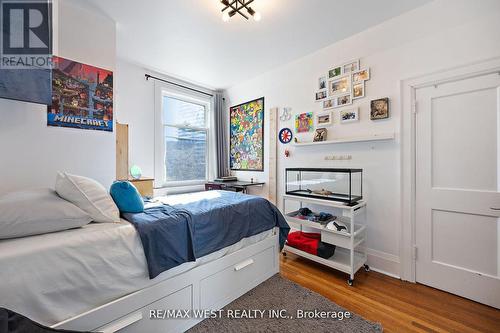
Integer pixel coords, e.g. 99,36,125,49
286,231,321,255
286,231,336,259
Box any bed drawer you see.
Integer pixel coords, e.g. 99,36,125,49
96,285,193,333
200,245,275,309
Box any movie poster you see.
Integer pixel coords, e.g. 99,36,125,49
229,97,264,171
47,56,113,132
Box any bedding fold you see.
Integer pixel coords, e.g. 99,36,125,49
123,205,196,279
123,191,289,279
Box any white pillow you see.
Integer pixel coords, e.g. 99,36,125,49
0,189,92,239
55,172,120,223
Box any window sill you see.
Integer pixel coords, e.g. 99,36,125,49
154,184,205,196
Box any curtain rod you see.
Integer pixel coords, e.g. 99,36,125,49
145,74,214,97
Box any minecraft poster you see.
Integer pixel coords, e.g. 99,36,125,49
47,56,113,132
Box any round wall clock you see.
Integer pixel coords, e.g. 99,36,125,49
279,128,293,144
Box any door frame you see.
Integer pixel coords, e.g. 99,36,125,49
400,57,500,282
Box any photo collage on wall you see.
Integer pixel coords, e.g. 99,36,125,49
281,59,388,145
305,59,371,141
317,59,370,110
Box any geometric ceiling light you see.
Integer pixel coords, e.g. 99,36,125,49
221,0,261,22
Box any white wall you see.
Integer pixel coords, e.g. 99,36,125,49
0,0,116,194
114,60,156,180
225,0,500,277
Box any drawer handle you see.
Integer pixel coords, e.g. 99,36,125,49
99,312,143,333
234,258,254,271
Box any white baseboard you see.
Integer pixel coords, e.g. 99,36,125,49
363,247,401,279
369,267,401,280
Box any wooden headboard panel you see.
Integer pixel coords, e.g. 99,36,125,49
115,122,129,180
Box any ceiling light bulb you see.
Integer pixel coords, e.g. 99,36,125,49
222,12,230,22
253,12,261,21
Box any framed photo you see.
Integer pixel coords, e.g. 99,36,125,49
328,66,342,79
328,75,350,96
315,90,327,102
340,108,359,123
352,68,370,83
342,59,360,74
371,97,390,120
313,128,328,142
335,94,352,108
295,112,314,133
353,82,365,99
323,99,334,110
316,111,332,126
319,76,327,90
230,97,264,171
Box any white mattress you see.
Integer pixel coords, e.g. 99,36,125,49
0,218,274,326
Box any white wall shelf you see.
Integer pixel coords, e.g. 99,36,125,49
293,133,395,147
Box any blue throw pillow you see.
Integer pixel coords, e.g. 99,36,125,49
110,181,144,214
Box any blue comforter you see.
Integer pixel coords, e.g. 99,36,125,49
122,191,290,279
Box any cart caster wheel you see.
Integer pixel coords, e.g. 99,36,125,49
364,264,370,272
282,252,287,257
348,279,354,286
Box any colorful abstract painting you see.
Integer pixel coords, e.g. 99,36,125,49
48,56,113,131
230,97,264,171
295,112,314,133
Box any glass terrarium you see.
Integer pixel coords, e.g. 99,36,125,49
285,168,362,205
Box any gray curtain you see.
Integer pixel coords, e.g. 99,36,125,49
214,91,229,178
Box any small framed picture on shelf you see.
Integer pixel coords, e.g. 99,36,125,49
328,75,350,96
370,97,390,120
323,99,334,110
328,66,342,79
319,76,327,90
295,112,314,133
340,108,359,123
313,128,328,142
315,90,327,102
342,59,360,74
316,111,332,126
353,82,365,99
352,68,370,83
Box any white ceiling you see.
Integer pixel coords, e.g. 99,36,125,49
85,0,432,89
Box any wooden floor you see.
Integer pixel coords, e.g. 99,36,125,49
280,253,500,333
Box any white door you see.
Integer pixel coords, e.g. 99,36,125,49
415,72,500,308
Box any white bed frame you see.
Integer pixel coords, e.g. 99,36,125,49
52,230,280,333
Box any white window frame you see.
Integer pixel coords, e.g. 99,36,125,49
154,87,212,190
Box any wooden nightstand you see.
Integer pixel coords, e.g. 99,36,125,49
129,178,154,197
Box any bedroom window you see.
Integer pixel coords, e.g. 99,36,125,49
156,93,211,189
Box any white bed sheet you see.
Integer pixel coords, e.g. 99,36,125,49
0,218,274,326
